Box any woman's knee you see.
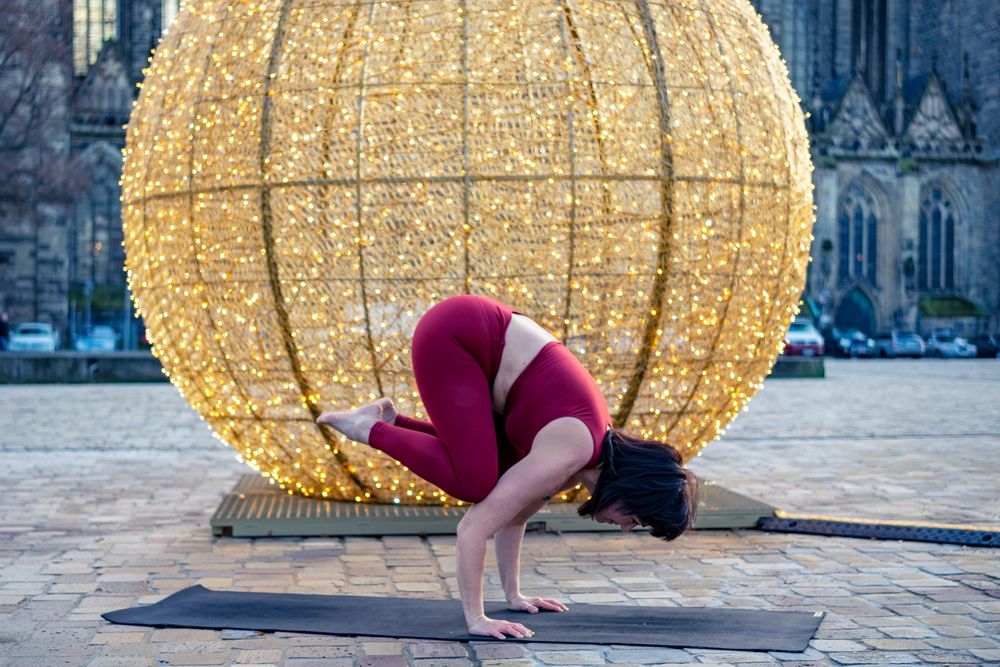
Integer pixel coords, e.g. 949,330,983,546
449,479,493,504
452,465,497,503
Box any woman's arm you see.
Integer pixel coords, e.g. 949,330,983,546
457,513,531,637
456,454,584,637
494,475,580,603
494,498,547,603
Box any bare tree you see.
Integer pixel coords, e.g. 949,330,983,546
0,0,84,319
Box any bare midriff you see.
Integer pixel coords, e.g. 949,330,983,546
490,313,558,414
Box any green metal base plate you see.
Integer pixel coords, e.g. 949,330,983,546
211,475,774,538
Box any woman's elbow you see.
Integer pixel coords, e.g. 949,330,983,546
465,489,490,504
456,513,478,539
457,506,493,541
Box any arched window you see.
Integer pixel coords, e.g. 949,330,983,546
835,286,877,336
73,158,122,289
837,182,879,287
73,0,116,74
851,0,888,101
918,184,957,291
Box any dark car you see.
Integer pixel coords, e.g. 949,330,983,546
823,327,850,357
823,326,873,358
969,334,1000,358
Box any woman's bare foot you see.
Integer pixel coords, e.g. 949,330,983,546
316,398,397,444
374,397,397,425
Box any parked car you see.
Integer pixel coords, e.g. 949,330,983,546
74,325,119,352
784,319,824,357
7,322,60,352
925,330,977,358
969,334,1000,358
873,331,925,358
824,327,875,358
822,327,850,357
845,328,876,357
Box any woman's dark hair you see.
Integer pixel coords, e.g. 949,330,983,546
577,428,698,541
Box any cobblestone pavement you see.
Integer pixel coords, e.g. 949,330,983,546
1,359,998,667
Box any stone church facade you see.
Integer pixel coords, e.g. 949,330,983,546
754,0,999,337
1,0,997,342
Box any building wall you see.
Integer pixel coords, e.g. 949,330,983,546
811,159,997,336
909,0,1000,149
904,0,1000,336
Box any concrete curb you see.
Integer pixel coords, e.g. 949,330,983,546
0,351,167,383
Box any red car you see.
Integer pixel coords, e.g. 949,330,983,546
783,320,825,357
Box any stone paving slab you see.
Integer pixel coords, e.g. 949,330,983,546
1,359,998,666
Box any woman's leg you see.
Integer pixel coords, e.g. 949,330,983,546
367,296,501,503
393,414,437,436
317,398,437,440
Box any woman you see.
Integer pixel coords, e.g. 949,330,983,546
317,294,697,639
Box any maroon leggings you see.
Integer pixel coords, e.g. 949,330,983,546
368,295,514,503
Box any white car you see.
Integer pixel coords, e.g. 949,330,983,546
873,331,925,358
926,331,977,358
74,325,119,352
7,322,60,352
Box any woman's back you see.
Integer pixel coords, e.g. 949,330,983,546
491,313,558,413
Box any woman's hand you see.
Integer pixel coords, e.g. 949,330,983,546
507,593,569,614
468,614,535,639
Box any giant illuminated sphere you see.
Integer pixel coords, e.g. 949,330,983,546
122,0,814,504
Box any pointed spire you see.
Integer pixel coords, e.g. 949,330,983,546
962,52,973,100
810,36,824,130
893,48,905,136
958,52,977,138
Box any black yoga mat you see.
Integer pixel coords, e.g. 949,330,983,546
104,585,823,652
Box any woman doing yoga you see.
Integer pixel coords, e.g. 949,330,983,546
317,294,697,639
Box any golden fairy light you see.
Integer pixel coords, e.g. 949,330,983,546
121,0,814,504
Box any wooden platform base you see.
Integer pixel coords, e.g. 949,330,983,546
211,475,774,537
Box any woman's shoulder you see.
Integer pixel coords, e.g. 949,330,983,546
531,418,596,468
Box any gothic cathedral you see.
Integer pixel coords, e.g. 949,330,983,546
753,0,998,337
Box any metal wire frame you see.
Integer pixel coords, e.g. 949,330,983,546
123,0,813,504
